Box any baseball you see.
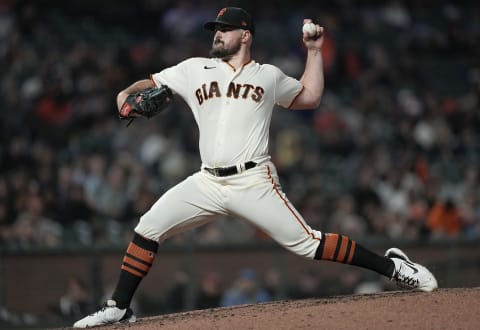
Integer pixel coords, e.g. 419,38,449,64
302,22,317,37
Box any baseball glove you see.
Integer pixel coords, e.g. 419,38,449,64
119,85,173,126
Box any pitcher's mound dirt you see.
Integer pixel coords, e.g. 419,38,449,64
66,287,480,330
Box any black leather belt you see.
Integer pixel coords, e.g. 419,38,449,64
204,161,257,177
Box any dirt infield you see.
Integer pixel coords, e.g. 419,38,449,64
61,287,480,330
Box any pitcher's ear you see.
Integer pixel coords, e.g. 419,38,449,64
241,29,251,42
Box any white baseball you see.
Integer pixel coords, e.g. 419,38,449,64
302,22,317,37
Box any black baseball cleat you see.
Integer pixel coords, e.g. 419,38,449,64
73,299,136,328
386,247,438,292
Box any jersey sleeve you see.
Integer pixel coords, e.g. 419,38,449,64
150,59,192,98
273,66,303,108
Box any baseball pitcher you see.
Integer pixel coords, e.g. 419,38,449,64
74,7,437,328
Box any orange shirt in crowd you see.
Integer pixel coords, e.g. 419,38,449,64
426,201,462,236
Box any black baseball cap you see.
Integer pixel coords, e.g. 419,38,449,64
204,7,255,35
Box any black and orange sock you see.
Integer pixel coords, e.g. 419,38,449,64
314,233,394,278
112,233,159,308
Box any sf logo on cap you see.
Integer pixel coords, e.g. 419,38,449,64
217,7,227,18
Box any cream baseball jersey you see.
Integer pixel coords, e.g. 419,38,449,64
151,57,303,167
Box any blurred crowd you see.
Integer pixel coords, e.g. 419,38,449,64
54,266,386,324
1,0,480,251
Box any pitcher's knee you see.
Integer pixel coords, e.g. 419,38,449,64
134,216,162,242
283,234,322,259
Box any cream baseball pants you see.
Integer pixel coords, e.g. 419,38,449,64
135,161,322,259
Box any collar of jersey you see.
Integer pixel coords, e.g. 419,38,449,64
214,58,254,72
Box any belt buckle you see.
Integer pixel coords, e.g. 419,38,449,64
213,168,221,176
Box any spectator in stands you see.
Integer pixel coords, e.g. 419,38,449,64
262,268,283,300
0,199,13,245
0,177,14,244
329,194,368,237
161,270,190,313
426,198,463,238
287,268,322,299
221,269,271,307
58,277,89,322
10,192,63,248
195,271,223,310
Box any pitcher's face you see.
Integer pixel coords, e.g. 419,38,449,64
209,26,243,60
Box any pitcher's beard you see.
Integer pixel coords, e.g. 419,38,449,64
209,40,241,60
